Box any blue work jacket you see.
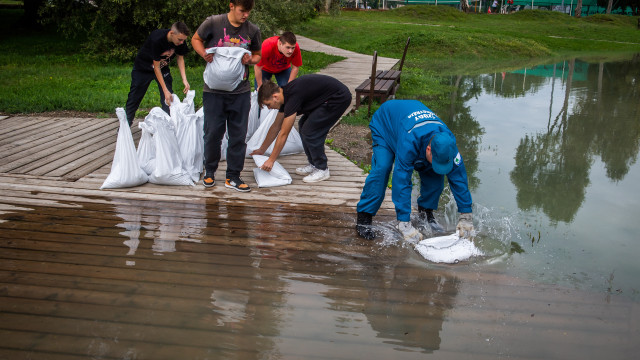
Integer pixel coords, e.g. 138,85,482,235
369,100,473,221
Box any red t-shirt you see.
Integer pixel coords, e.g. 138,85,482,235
257,36,303,73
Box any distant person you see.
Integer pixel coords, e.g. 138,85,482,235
355,100,474,242
251,74,351,183
507,0,514,12
191,0,261,192
490,0,498,13
254,31,303,89
125,22,191,126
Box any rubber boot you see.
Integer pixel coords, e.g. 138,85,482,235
356,212,376,240
418,206,445,234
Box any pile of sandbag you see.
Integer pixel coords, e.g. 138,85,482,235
101,91,201,189
101,88,305,190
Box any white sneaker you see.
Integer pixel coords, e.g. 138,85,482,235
303,168,330,183
295,163,316,176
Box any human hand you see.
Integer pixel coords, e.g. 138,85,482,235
249,148,265,156
182,80,190,94
241,53,251,65
397,221,423,244
164,90,173,106
456,213,474,239
260,158,275,172
202,51,213,63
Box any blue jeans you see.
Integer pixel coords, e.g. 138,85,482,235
254,67,292,89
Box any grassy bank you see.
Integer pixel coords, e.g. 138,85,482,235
0,8,344,117
1,6,639,117
293,6,640,125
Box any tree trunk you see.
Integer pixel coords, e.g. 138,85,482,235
325,0,332,13
575,0,583,17
460,0,470,12
606,0,612,14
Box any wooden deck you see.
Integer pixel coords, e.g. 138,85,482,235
0,115,393,209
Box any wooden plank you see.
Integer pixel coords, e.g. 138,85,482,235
0,118,118,172
12,121,122,175
45,127,141,178
0,117,98,155
62,128,143,181
0,118,56,141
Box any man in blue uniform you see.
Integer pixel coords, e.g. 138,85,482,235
356,100,474,242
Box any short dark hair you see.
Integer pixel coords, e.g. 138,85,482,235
258,80,280,105
172,22,190,37
231,0,254,11
279,31,297,46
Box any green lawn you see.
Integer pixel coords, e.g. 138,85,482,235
293,6,640,124
1,6,638,118
0,8,344,117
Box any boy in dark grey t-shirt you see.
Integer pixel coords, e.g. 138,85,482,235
191,0,261,192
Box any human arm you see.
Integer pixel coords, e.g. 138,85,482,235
446,154,474,237
191,31,213,63
153,60,172,106
177,55,190,94
250,112,295,172
288,65,299,83
242,50,261,66
254,64,264,88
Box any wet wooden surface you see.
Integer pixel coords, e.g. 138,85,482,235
0,195,638,359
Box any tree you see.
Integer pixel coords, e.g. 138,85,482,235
460,0,470,13
575,0,583,17
597,0,639,15
39,0,320,61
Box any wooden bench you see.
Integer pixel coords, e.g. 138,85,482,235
354,37,410,113
354,51,398,112
375,37,410,85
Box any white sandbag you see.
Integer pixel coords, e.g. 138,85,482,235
252,155,292,188
414,233,483,264
137,107,170,175
100,108,148,189
245,108,304,157
137,121,156,175
176,113,203,182
246,90,260,141
148,116,194,186
203,47,251,91
171,92,202,182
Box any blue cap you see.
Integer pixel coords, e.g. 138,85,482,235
430,132,457,175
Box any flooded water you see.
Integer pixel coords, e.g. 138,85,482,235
430,53,640,301
1,53,639,359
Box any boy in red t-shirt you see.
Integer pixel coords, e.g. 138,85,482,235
254,31,302,89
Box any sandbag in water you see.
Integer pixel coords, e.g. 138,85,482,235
414,233,483,264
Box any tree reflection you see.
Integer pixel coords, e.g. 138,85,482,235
425,74,485,190
509,55,640,224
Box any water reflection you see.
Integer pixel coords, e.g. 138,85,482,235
509,55,640,223
439,53,640,224
114,199,206,264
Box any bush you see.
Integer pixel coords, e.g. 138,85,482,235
39,0,321,62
